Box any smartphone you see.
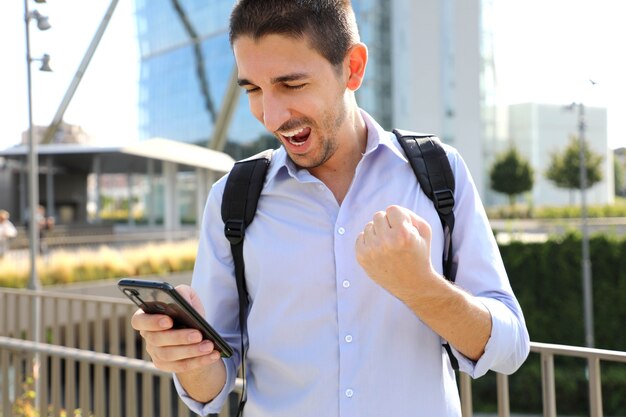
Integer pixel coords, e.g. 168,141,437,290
118,278,233,358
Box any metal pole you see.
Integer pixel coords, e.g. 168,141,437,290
577,103,594,348
24,2,43,413
24,0,40,292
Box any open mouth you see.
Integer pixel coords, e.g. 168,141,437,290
280,127,312,147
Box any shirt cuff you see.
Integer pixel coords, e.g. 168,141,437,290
173,357,238,416
452,296,527,378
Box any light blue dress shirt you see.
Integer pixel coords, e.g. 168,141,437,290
175,110,530,416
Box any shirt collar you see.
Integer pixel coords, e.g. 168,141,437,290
360,108,406,161
264,108,407,182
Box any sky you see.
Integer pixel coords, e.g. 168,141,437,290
0,0,624,151
0,0,139,148
491,0,626,150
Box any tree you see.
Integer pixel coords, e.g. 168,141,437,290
615,151,626,197
545,135,603,203
489,147,534,207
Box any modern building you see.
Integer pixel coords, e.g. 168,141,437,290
20,122,93,145
134,0,488,193
506,102,613,206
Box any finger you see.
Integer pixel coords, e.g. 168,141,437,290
356,231,365,246
153,350,223,374
131,309,173,332
405,209,432,242
141,327,203,348
149,339,217,363
372,210,390,232
385,205,412,229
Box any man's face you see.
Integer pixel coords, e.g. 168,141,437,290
233,34,349,171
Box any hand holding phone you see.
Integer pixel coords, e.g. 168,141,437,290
118,279,233,358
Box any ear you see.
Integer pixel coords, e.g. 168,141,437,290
345,43,368,91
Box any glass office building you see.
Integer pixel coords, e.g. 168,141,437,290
135,0,394,159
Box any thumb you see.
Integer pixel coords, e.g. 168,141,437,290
175,285,206,316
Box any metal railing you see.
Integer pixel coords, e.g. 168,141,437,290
0,288,238,417
1,287,625,417
0,336,241,417
457,342,626,417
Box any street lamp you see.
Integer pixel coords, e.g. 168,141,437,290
565,102,594,348
24,0,52,292
24,1,52,409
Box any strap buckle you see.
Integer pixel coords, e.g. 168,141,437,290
433,189,454,215
224,219,245,245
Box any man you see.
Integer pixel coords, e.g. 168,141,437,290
132,1,530,416
0,210,17,258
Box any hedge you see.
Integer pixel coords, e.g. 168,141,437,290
471,233,626,415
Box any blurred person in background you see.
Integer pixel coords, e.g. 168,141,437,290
0,209,17,258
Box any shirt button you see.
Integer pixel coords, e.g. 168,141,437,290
337,227,346,235
345,389,354,398
345,335,353,343
342,280,350,288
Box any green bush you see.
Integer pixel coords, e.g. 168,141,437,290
0,240,198,288
487,201,626,219
471,232,626,415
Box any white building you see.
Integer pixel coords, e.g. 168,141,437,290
387,0,486,196
507,103,613,206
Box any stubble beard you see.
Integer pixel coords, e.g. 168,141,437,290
284,100,347,171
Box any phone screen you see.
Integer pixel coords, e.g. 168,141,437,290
118,279,233,358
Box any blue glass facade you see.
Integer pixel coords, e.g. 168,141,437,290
135,0,392,158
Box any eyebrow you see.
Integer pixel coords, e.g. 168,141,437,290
237,72,310,87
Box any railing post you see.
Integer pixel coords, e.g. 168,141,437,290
496,372,510,417
588,357,603,417
459,371,473,417
541,352,557,417
1,348,10,417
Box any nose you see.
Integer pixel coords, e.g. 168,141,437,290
261,93,291,133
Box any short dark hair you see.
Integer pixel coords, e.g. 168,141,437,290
229,0,359,66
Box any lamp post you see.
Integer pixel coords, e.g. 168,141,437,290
24,0,51,411
24,0,52,292
566,102,594,348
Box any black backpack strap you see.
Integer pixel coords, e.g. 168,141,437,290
393,128,459,371
221,149,273,416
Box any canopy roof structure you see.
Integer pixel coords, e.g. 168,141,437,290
0,138,235,174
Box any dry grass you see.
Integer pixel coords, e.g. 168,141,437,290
0,240,198,288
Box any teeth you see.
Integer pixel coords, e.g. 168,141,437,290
281,128,304,137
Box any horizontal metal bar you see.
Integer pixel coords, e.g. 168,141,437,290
0,288,132,304
0,336,166,375
0,335,244,393
530,341,626,363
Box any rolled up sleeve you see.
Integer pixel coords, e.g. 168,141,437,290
453,296,530,378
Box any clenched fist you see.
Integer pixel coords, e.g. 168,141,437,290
355,205,440,300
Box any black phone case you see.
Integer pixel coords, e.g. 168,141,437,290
118,279,233,358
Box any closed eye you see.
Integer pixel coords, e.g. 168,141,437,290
285,84,306,91
243,86,261,94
